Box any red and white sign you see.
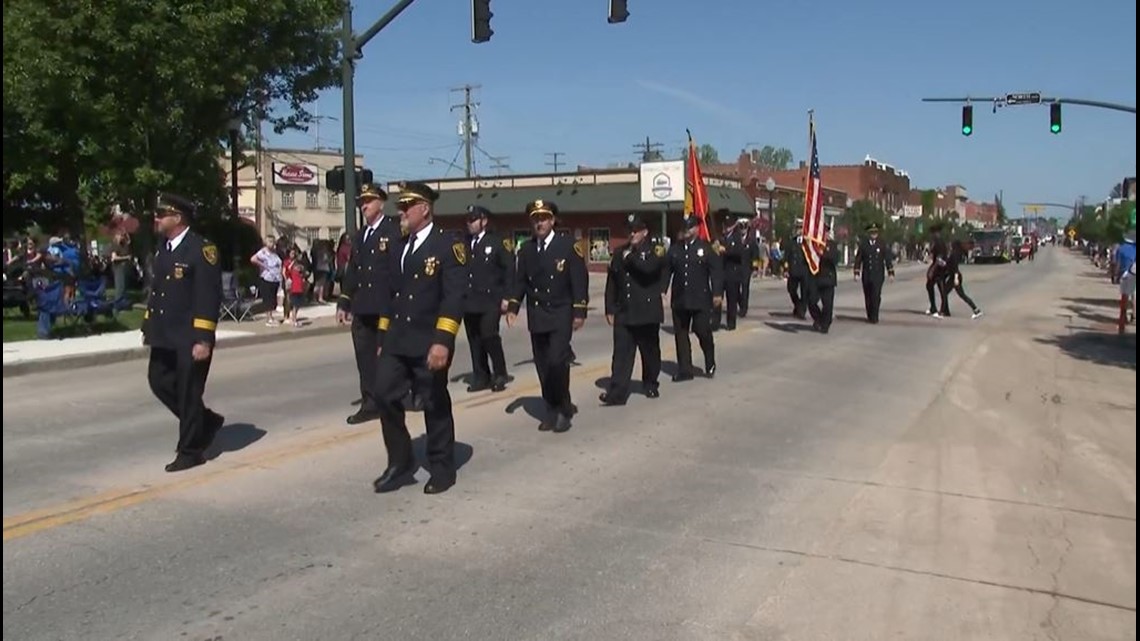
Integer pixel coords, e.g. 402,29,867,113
272,162,319,187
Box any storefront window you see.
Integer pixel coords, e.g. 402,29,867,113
588,228,611,263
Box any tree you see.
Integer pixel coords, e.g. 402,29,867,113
1110,182,1124,199
920,189,937,217
683,143,721,165
995,196,1008,224
3,0,342,239
757,145,794,170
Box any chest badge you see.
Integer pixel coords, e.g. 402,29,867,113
555,258,566,272
174,265,185,279
378,237,389,252
424,256,439,276
696,248,705,257
484,246,493,256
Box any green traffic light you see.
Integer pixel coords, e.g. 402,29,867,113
1050,123,1061,134
962,125,973,136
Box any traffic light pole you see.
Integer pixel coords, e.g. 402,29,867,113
341,0,420,235
921,96,1136,114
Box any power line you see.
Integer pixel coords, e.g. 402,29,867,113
545,152,566,173
490,156,511,175
632,136,664,162
450,84,481,178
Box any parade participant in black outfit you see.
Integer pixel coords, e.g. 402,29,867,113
925,224,951,317
785,218,809,319
739,218,758,317
714,218,749,330
371,182,467,495
806,224,841,334
600,214,667,406
941,239,984,319
143,193,224,473
663,215,723,380
506,200,589,433
462,205,514,393
852,222,895,323
337,184,401,425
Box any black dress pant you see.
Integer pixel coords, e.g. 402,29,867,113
606,322,661,401
147,346,216,456
722,278,743,329
374,352,456,481
351,313,381,412
739,276,752,316
862,278,884,323
942,274,979,313
672,308,715,374
787,276,807,317
926,272,949,314
808,281,835,331
530,322,574,416
463,310,507,384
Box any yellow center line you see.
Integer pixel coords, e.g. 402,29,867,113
3,320,759,542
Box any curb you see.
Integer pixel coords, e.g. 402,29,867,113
3,323,348,379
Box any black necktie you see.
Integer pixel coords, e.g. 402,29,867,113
538,239,545,256
363,227,374,245
402,235,415,272
166,241,172,252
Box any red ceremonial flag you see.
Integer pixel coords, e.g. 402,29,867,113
800,113,826,274
684,130,711,242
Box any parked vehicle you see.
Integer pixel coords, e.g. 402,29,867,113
969,229,1011,264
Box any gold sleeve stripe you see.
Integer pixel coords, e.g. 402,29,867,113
573,303,589,309
435,317,460,335
339,294,351,300
144,310,150,320
193,318,217,331
378,317,390,331
507,298,519,304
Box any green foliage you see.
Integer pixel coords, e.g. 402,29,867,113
1070,202,1133,244
920,189,937,217
3,0,342,238
756,145,794,170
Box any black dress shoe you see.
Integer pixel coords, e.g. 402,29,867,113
645,388,660,399
599,392,626,406
672,372,694,382
552,412,573,433
705,365,716,379
346,410,380,425
372,465,416,493
165,453,206,473
466,381,490,393
491,377,507,392
423,476,456,495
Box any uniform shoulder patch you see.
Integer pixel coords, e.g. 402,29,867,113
573,238,587,259
202,244,218,266
503,237,515,253
452,242,468,266
653,244,665,258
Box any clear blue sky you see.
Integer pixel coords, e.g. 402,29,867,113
271,0,1137,218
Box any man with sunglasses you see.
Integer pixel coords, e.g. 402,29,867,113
143,192,225,472
338,183,401,425
370,182,467,495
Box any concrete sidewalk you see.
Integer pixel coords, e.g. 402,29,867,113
2,261,929,377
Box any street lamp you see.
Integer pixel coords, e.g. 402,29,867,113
765,177,776,243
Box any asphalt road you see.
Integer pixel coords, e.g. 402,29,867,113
4,248,1135,641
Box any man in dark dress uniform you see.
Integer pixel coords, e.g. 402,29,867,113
462,205,515,393
806,224,841,334
506,200,589,432
784,218,809,319
371,182,467,495
663,215,723,381
852,222,895,323
713,218,748,331
142,193,224,472
337,184,401,425
600,214,667,406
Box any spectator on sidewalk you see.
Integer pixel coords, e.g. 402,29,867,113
283,246,308,328
109,231,133,307
1116,232,1136,324
251,235,282,325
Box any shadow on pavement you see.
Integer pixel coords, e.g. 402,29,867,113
1035,331,1136,371
205,423,267,460
1064,296,1121,309
504,396,548,422
764,321,813,334
1063,304,1120,326
412,437,473,472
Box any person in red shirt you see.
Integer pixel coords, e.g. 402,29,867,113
283,247,308,327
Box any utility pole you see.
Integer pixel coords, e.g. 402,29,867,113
633,136,663,162
490,156,510,175
451,84,481,178
545,152,565,173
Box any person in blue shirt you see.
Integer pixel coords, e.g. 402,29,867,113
1116,231,1136,324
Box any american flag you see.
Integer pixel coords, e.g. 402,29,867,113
800,114,826,275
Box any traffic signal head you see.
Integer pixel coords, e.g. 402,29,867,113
608,0,629,23
326,167,345,193
961,105,973,136
471,0,492,43
1049,102,1062,134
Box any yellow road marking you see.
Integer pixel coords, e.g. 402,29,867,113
3,322,756,542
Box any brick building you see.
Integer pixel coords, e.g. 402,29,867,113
384,169,754,271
